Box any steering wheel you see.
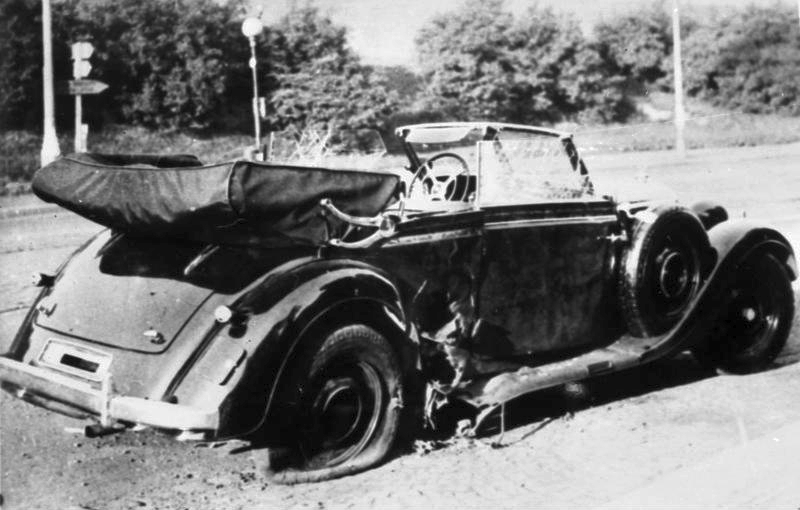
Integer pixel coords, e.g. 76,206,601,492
407,152,470,202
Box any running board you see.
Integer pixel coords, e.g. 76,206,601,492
453,335,658,430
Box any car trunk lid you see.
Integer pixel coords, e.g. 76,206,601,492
34,232,217,354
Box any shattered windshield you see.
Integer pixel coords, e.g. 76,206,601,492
264,128,398,172
476,136,592,204
401,124,593,206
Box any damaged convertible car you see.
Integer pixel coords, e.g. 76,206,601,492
1,122,796,482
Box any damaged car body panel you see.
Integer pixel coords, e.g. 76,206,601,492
1,122,796,482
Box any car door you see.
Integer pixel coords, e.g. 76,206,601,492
367,208,485,339
470,132,622,359
477,201,620,357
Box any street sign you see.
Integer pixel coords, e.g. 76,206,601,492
71,41,94,60
69,42,99,153
71,41,93,79
68,79,108,95
72,60,92,79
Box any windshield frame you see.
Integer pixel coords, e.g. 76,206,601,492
395,122,592,211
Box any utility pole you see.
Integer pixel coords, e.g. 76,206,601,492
41,0,61,165
671,0,686,157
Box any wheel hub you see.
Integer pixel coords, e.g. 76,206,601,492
302,362,384,468
730,292,768,338
316,377,364,445
658,249,690,301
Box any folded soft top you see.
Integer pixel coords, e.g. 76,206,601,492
32,153,400,246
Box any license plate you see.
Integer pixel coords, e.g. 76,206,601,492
38,339,112,381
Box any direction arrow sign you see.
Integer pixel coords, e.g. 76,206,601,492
68,79,108,95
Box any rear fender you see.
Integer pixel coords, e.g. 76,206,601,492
5,230,105,358
641,219,796,363
189,259,413,440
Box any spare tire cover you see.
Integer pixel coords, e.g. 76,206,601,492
618,205,710,337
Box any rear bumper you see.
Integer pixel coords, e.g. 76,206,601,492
0,357,218,432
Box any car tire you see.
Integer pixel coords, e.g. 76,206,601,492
619,206,710,337
270,324,403,484
691,252,794,374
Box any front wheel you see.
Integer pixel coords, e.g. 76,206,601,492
272,325,403,484
692,253,794,374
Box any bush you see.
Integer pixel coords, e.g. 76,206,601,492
1,1,398,132
593,4,673,89
264,8,399,132
67,0,244,129
0,131,44,182
680,4,800,115
415,0,632,124
0,0,78,130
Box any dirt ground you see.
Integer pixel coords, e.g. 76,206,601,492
1,143,799,509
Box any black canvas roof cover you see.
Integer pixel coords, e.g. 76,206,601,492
32,153,400,246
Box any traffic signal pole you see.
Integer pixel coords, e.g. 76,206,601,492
41,0,61,165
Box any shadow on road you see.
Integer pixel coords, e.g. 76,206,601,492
472,293,800,439
473,353,713,437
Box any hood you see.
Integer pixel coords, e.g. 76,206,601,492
34,230,307,354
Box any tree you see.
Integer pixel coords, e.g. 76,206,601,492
69,0,242,128
416,0,518,121
680,4,800,115
371,65,424,106
415,0,631,124
593,4,673,88
0,0,77,129
266,7,399,132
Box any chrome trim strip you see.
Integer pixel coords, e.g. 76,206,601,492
384,215,616,246
383,227,481,247
485,214,617,230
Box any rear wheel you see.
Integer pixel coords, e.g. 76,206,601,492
271,324,403,484
692,253,794,374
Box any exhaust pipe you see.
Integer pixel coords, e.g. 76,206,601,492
84,423,126,438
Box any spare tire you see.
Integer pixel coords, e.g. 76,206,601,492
619,205,711,337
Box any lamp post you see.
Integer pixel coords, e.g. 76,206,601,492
241,17,264,156
41,0,61,165
671,0,686,158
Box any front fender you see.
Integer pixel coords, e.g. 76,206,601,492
707,220,796,279
640,219,796,363
174,257,411,440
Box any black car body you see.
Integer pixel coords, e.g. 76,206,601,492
2,122,796,482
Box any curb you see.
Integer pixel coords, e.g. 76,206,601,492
0,204,62,220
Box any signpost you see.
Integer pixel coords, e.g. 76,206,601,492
70,42,107,153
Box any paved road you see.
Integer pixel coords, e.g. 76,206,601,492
1,143,799,509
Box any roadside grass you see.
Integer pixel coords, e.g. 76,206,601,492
0,126,251,196
568,113,800,154
2,113,798,196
